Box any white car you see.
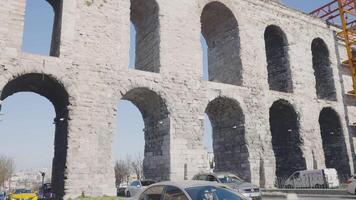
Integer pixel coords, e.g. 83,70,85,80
347,175,356,195
130,181,247,200
125,180,156,197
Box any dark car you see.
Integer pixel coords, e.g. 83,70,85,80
117,187,126,197
193,172,262,200
40,183,54,200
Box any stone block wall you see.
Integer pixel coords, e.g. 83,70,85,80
0,0,355,199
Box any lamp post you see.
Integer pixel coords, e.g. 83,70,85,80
40,172,45,199
0,100,3,122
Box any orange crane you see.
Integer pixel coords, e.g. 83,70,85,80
310,0,356,95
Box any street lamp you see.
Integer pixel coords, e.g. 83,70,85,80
53,117,66,124
39,172,45,198
216,124,242,131
0,100,3,122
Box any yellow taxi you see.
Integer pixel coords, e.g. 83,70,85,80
10,189,37,200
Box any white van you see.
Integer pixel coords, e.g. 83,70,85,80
284,169,339,189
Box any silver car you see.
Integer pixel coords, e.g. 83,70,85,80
193,172,261,200
125,180,156,197
129,180,247,200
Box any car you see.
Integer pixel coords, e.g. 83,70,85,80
129,180,247,200
117,186,127,197
9,189,37,200
0,193,4,200
125,180,156,197
40,183,54,200
283,169,339,189
347,175,356,195
192,172,261,200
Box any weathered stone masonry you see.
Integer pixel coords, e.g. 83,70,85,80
1,0,356,198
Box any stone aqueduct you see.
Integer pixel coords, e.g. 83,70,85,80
1,0,356,198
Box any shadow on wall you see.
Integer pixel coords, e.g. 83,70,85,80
264,25,293,93
311,38,337,101
269,99,306,187
319,107,351,181
130,0,160,73
205,97,251,181
201,2,242,86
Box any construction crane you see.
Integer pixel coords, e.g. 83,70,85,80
310,0,356,95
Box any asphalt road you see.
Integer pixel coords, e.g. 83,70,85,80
298,198,346,200
263,194,355,200
297,194,355,200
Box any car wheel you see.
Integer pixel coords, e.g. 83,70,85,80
126,191,131,197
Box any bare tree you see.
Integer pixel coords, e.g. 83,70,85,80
0,156,15,187
131,153,143,180
114,157,131,188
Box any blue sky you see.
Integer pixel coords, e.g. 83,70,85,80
0,0,330,171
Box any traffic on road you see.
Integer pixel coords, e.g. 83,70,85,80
114,169,356,200
1,169,356,200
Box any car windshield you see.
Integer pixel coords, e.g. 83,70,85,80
185,186,243,200
141,180,155,186
217,175,243,185
15,189,32,194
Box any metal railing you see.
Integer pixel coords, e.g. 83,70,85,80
274,174,351,189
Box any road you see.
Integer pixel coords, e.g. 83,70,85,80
297,194,355,200
263,194,355,200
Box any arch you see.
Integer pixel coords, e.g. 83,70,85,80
120,88,170,180
23,0,62,56
201,2,242,85
311,38,336,101
269,100,305,186
319,107,350,180
130,0,160,72
0,73,69,199
264,25,293,93
205,97,250,181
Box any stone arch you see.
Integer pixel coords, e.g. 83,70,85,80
23,0,62,56
201,1,242,85
319,107,350,180
120,87,170,180
311,38,336,101
0,73,69,199
269,100,305,185
205,97,250,181
264,25,293,93
130,0,160,72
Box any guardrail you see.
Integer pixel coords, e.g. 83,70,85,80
273,174,351,189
